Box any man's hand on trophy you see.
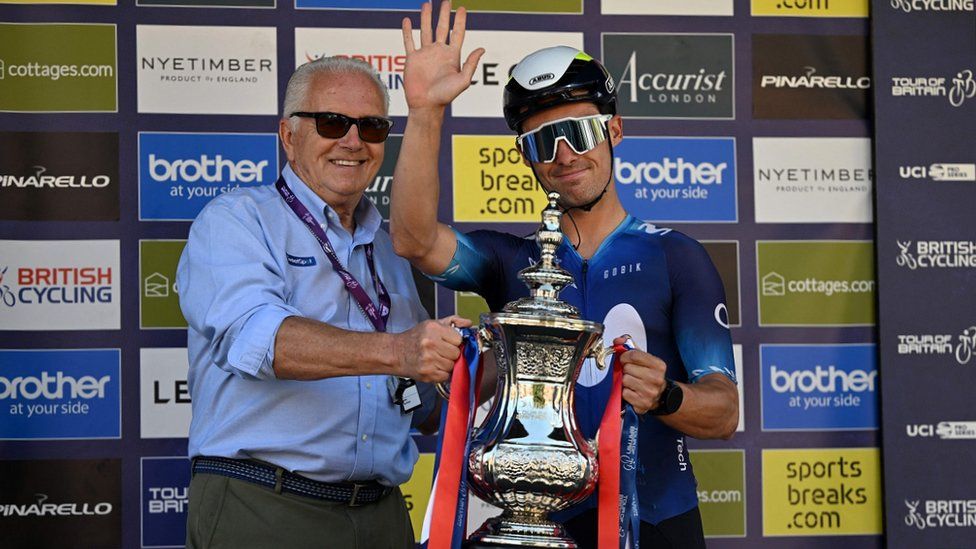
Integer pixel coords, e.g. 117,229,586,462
394,316,472,383
613,336,667,415
401,1,485,110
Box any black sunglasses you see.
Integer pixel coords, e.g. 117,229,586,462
290,111,394,143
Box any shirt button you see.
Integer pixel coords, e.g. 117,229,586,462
365,382,372,390
361,434,368,442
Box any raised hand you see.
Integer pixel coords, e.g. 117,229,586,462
401,1,485,110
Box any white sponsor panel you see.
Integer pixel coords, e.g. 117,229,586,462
601,0,733,15
140,348,192,439
753,137,873,223
295,28,582,118
0,240,120,330
137,25,277,115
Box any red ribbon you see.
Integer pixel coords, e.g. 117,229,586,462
597,344,627,549
429,349,479,549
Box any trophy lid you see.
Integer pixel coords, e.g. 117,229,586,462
502,192,580,318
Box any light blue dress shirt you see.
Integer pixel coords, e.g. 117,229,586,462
177,164,430,486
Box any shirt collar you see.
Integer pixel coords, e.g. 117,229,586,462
281,164,383,243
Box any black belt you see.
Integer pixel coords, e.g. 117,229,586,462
192,456,393,506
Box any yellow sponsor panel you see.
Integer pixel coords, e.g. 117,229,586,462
763,448,882,536
752,0,869,17
452,135,548,223
400,452,435,542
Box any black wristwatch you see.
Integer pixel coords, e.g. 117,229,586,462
650,378,683,416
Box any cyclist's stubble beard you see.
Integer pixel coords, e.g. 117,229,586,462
528,140,615,212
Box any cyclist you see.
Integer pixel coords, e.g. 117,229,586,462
392,3,739,546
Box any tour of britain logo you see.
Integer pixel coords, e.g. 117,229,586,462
891,69,976,108
141,457,191,547
897,325,976,365
601,33,734,119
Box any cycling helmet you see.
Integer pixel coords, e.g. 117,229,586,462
503,46,617,132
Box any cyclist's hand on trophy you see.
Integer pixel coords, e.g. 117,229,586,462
401,1,485,110
613,336,667,415
393,315,472,383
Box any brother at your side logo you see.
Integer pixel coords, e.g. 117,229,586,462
761,344,878,430
139,132,278,221
614,137,737,222
0,459,121,549
0,349,120,440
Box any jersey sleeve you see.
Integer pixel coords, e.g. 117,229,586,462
428,228,503,292
664,234,737,384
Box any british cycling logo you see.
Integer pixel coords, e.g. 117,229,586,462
891,69,976,107
0,266,12,307
896,240,976,270
890,0,973,12
904,499,976,530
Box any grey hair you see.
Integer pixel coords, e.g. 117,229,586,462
282,56,390,128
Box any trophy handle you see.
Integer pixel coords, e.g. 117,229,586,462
435,326,494,400
591,344,614,370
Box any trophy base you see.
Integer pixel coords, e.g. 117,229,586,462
467,515,578,548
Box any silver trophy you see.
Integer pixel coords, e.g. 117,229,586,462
464,192,611,548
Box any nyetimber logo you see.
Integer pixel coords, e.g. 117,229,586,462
890,0,974,11
0,493,113,517
891,69,976,107
896,240,976,270
904,499,976,530
761,66,871,90
897,327,976,365
1,166,112,189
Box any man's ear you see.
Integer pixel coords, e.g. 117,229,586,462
279,118,296,163
609,114,624,146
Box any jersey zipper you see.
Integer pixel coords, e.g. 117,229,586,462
580,259,588,316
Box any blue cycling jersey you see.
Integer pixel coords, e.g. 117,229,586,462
434,215,736,525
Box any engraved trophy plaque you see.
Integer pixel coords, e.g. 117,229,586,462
466,192,610,548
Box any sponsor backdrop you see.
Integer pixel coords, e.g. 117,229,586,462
872,1,976,547
7,0,952,546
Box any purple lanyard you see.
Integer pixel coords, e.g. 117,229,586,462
276,177,391,333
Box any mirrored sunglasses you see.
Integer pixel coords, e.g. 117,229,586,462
516,114,613,164
290,111,394,143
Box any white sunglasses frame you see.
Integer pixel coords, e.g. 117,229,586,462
515,114,615,163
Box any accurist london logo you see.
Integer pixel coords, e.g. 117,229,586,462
139,132,278,221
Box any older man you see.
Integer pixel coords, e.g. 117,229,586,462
177,56,466,549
